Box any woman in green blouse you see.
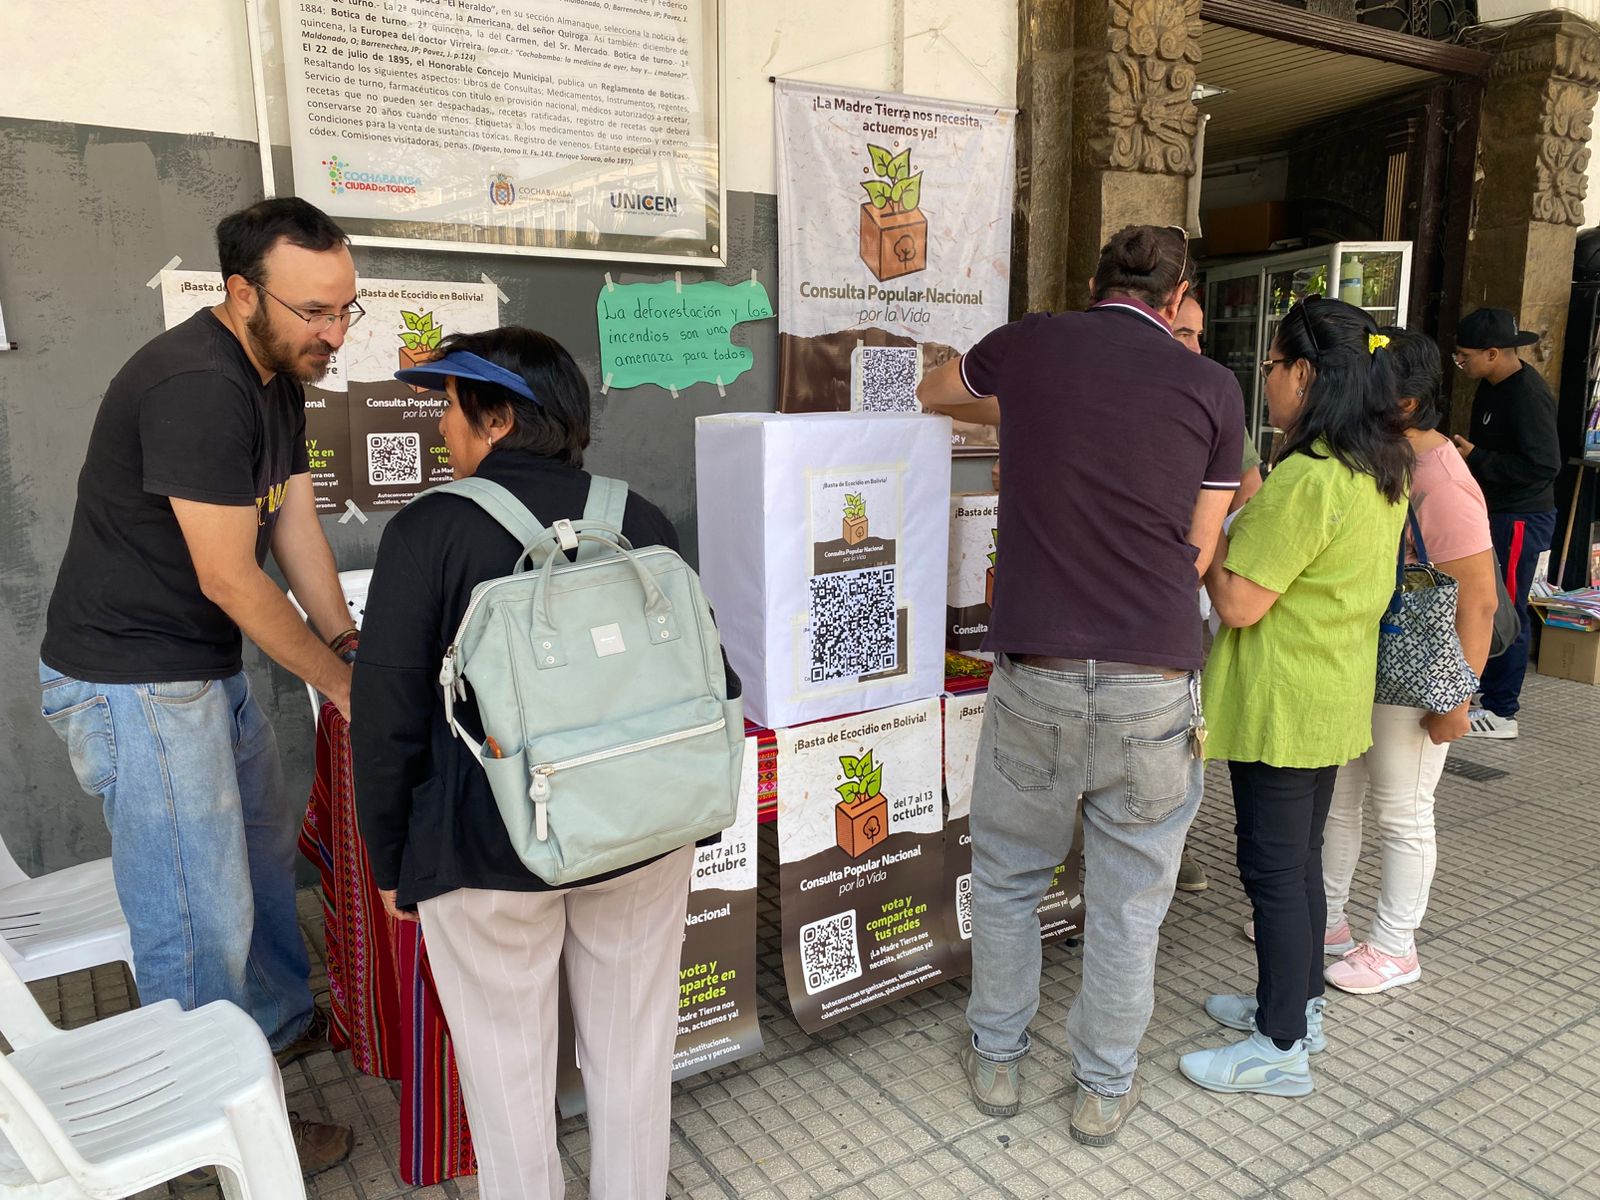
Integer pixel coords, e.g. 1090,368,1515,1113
1180,298,1411,1097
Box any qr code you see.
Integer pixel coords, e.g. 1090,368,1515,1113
800,909,862,995
367,432,421,486
956,873,973,941
854,346,920,413
808,566,898,683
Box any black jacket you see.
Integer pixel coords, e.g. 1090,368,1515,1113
1466,363,1562,513
351,450,726,907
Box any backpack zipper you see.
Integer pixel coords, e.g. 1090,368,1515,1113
527,716,728,841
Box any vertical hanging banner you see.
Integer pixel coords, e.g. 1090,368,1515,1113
777,698,949,1032
942,691,1084,968
160,270,352,515
773,80,1014,453
674,736,764,1080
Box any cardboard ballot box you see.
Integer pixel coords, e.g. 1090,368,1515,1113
947,493,998,661
695,412,952,729
1539,625,1600,685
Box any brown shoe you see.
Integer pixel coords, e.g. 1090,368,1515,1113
1070,1080,1141,1146
276,1005,333,1069
289,1114,353,1177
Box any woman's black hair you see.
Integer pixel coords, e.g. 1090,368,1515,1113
438,327,591,466
1377,325,1445,432
1090,225,1193,309
1272,298,1412,504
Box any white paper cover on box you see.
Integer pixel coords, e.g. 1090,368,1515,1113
695,412,953,728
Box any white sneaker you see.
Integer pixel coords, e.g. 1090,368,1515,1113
1466,709,1518,740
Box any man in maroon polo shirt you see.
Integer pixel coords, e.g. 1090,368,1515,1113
919,225,1243,1145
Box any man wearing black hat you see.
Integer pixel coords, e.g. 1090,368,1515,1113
1450,307,1561,740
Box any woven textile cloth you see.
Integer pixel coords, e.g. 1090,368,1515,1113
299,704,477,1185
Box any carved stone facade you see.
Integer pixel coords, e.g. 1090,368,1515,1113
1093,0,1204,175
1534,76,1594,227
1453,11,1600,426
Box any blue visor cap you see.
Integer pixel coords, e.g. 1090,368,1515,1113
393,350,542,407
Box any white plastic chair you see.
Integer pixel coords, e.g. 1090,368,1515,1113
286,568,371,726
0,955,306,1198
0,833,131,985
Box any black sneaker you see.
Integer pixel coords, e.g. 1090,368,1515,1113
275,1005,334,1069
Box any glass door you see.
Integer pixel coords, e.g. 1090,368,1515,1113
1204,271,1262,442
1258,259,1328,460
1336,248,1405,327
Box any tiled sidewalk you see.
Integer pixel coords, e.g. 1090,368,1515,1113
36,671,1600,1199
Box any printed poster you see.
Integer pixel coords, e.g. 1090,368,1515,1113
941,693,1084,974
777,698,950,1032
674,736,764,1079
160,270,351,514
273,0,720,260
805,465,907,688
159,271,499,515
556,736,763,1116
774,80,1015,453
342,279,500,511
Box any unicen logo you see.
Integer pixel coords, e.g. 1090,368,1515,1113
609,191,680,214
321,154,422,197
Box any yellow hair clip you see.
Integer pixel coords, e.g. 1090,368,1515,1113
1368,333,1391,354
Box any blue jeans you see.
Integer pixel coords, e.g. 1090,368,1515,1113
1480,509,1557,719
966,655,1203,1097
39,662,313,1049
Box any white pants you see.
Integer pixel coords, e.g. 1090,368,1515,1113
1322,704,1448,956
418,846,694,1200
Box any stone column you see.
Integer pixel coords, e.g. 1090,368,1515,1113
1011,0,1076,315
1064,0,1203,310
1456,11,1600,427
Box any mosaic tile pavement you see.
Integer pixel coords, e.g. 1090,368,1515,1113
30,670,1600,1199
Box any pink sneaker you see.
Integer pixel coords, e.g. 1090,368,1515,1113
1242,918,1355,956
1324,942,1421,994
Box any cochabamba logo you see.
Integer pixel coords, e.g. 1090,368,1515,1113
321,155,422,197
488,173,516,207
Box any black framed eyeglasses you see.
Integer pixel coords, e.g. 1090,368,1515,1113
254,282,365,332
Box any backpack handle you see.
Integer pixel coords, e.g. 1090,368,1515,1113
513,523,634,574
530,532,679,664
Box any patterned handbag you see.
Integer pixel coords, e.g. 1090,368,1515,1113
1374,507,1479,713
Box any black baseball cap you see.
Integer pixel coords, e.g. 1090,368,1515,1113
1457,307,1540,350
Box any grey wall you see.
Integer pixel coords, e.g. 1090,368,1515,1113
0,117,993,874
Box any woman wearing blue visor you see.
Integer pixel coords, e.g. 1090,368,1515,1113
350,328,719,1200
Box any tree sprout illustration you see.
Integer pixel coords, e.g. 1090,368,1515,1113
834,750,889,857
860,145,923,215
858,144,929,282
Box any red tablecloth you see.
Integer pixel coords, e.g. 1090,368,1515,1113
299,706,476,1185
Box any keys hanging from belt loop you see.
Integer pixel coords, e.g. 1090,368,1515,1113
1188,673,1207,759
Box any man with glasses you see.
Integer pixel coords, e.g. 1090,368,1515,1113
39,198,358,1174
1449,307,1562,740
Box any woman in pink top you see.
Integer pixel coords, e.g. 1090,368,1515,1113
1320,328,1500,994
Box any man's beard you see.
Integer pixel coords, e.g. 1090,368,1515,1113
247,305,333,384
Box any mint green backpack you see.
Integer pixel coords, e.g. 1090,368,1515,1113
433,475,743,885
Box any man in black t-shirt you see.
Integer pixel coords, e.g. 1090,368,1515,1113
920,226,1240,1148
39,198,359,1174
1450,307,1562,740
